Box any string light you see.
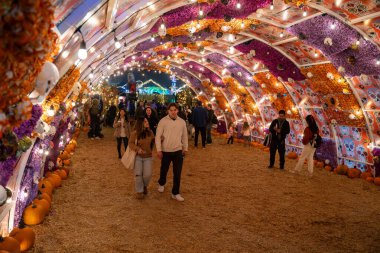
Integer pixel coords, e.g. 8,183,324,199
302,11,307,17
355,40,360,45
279,32,284,38
62,50,69,58
314,53,318,58
330,24,336,29
78,40,88,60
199,9,204,17
241,21,245,28
376,60,380,65
236,2,241,9
270,3,274,10
47,105,55,117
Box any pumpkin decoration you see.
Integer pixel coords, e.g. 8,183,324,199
23,204,45,225
62,167,70,176
360,172,372,180
374,177,380,186
33,198,50,216
56,169,67,180
9,226,35,252
63,159,71,166
263,147,270,152
38,181,53,196
47,173,62,188
347,168,361,178
316,161,324,168
38,192,52,203
324,166,332,172
0,236,20,253
59,151,70,160
366,177,374,183
287,152,298,159
334,164,349,175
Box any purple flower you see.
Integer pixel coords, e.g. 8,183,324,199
235,40,305,80
13,105,43,139
183,61,224,86
287,14,380,77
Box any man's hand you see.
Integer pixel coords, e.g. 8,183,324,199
157,151,163,160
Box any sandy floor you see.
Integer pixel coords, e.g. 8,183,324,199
31,127,380,253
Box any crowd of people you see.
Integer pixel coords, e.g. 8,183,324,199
84,96,321,200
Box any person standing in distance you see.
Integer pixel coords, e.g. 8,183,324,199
268,110,290,170
192,101,208,149
156,103,188,202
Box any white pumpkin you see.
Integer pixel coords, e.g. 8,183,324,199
307,72,313,78
338,66,345,73
324,37,333,46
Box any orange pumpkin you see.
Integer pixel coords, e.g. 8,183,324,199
23,204,45,225
56,169,67,180
324,166,332,172
38,192,52,203
33,199,50,216
334,165,348,175
374,177,380,186
70,140,77,147
9,227,35,252
287,152,298,159
366,177,374,183
347,168,361,179
47,174,62,188
38,181,53,196
316,161,324,168
63,159,71,166
62,167,70,177
360,172,372,180
0,236,20,253
59,151,70,160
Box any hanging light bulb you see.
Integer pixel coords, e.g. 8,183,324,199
107,64,111,70
196,21,201,29
236,2,241,9
62,50,69,59
279,32,284,38
356,40,360,45
115,39,121,49
302,11,307,17
151,36,155,41
376,60,380,65
241,21,245,28
314,53,318,58
199,9,204,17
78,40,88,60
47,105,55,117
270,3,274,10
89,73,94,79
158,23,167,36
330,23,336,29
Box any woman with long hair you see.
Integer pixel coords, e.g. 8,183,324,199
292,115,319,176
129,117,155,199
145,107,158,135
113,108,131,159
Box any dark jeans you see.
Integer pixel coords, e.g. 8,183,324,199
158,151,184,195
116,137,128,158
227,136,234,144
270,140,286,169
89,114,101,138
194,126,206,147
206,124,212,144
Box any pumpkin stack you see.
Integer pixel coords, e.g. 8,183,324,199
347,168,361,179
0,236,20,253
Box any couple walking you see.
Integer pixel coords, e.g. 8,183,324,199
116,103,188,201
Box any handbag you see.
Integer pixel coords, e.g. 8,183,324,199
121,139,137,170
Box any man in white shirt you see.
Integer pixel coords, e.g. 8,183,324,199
155,103,188,201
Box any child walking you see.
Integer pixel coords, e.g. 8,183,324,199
227,122,234,144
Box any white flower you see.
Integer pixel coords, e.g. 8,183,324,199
325,159,330,165
237,72,242,77
360,74,369,83
326,72,334,80
324,37,333,46
266,73,271,79
307,72,313,78
221,25,231,32
338,66,345,73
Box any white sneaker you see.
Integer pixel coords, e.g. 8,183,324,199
171,194,184,202
95,137,100,140
158,185,164,193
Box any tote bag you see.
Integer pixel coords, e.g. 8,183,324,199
121,139,137,170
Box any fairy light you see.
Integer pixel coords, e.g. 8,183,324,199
314,53,318,58
279,32,284,38
241,21,245,28
199,9,204,17
44,150,49,156
330,23,336,29
270,4,274,10
236,2,241,9
62,50,69,58
302,11,307,17
376,60,380,65
355,40,360,45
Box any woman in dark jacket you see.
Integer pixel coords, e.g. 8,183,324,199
145,107,158,135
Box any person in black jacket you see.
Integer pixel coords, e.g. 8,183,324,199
192,101,208,148
145,107,158,135
268,110,290,170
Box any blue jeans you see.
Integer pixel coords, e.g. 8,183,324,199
134,156,153,193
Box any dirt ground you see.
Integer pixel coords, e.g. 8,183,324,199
31,127,380,253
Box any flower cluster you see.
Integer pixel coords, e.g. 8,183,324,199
183,61,224,86
0,0,57,111
42,66,80,122
288,14,380,77
235,39,305,81
13,105,43,139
